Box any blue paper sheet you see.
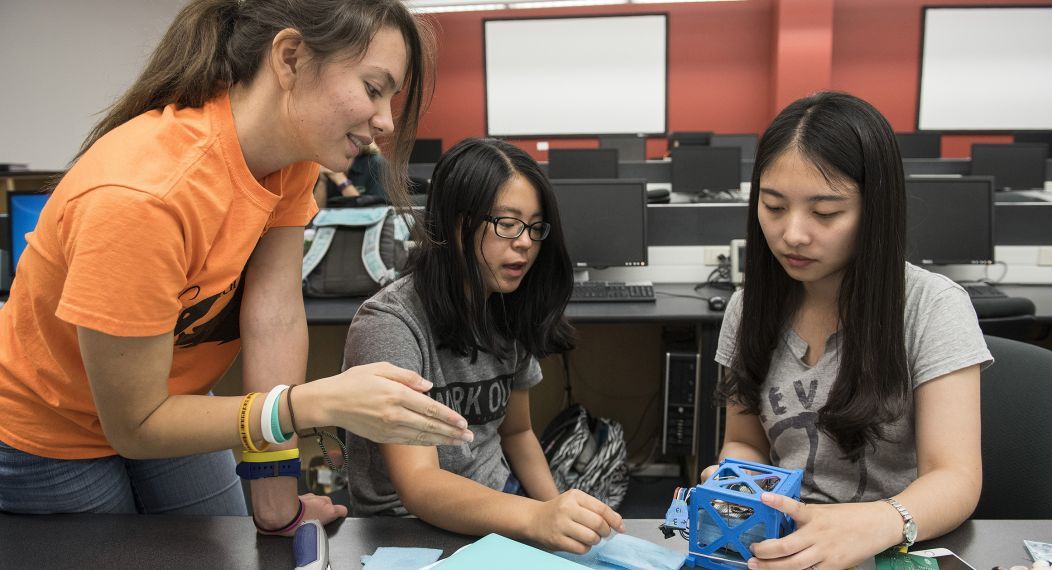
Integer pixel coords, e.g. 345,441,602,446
557,532,687,570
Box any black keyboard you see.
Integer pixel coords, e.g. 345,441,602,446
964,284,1008,299
994,192,1047,203
571,281,656,303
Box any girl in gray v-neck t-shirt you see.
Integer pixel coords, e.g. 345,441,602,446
715,263,992,504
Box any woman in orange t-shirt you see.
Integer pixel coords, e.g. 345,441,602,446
0,0,471,535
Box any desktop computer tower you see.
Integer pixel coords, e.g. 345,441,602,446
662,350,701,456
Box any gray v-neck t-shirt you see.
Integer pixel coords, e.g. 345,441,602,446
715,263,992,504
341,276,542,516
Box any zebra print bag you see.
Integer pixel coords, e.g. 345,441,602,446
540,404,629,509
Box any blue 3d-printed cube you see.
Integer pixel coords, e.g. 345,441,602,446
683,458,803,569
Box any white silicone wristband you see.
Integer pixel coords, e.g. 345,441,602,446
260,384,290,445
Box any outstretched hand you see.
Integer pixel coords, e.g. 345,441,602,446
745,493,901,570
325,362,474,446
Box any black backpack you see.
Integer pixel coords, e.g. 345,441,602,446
539,404,629,509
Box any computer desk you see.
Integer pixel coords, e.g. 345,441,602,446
305,283,728,325
305,283,1052,474
0,512,1045,569
306,282,1052,329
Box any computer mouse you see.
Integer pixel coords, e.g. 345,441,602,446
708,296,726,312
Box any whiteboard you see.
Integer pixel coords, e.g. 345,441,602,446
484,14,667,137
917,7,1052,131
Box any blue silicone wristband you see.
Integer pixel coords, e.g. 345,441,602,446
236,458,301,480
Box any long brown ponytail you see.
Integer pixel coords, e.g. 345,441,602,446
73,0,434,209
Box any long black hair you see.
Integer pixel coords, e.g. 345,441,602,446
410,138,575,361
722,91,908,462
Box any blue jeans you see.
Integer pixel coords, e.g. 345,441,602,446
503,472,527,496
0,440,247,516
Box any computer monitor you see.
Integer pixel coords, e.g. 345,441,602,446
895,132,942,159
547,149,619,180
598,135,646,162
1013,132,1052,157
711,134,758,161
667,131,713,149
550,179,647,271
905,176,994,266
671,146,741,196
7,190,49,277
970,143,1048,191
409,138,443,164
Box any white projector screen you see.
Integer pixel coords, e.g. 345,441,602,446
484,14,667,137
917,7,1052,131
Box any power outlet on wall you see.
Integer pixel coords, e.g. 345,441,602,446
536,141,549,151
704,246,730,266
1039,247,1052,266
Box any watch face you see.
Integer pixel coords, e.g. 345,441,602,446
904,519,918,543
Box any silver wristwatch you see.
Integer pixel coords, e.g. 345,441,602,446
883,498,917,547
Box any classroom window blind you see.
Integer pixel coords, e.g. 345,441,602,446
484,14,668,138
917,6,1052,131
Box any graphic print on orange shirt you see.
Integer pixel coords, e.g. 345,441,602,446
175,276,243,348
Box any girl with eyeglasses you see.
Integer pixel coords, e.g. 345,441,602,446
341,137,625,554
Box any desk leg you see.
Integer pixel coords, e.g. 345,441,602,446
694,323,722,479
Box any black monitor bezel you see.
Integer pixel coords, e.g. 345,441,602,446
1013,131,1052,157
409,138,443,164
597,135,647,162
550,178,648,269
895,132,942,159
670,146,742,194
710,133,759,161
905,175,995,266
970,142,1049,191
667,131,713,149
547,148,620,180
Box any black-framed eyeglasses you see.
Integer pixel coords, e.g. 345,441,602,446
482,215,551,241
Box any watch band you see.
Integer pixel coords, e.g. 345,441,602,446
882,497,917,547
236,458,301,480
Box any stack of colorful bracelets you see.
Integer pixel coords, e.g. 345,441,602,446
235,384,306,535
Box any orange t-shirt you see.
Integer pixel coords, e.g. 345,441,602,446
0,93,319,459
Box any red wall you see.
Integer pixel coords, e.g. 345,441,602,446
829,0,1048,157
418,0,1045,160
772,0,833,113
418,1,774,161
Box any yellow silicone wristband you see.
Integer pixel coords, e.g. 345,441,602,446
241,448,301,463
238,392,270,453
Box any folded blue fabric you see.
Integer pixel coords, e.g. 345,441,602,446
360,546,443,569
557,532,687,570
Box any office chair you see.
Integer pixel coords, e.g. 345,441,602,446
978,314,1050,344
972,296,1048,343
972,335,1052,519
